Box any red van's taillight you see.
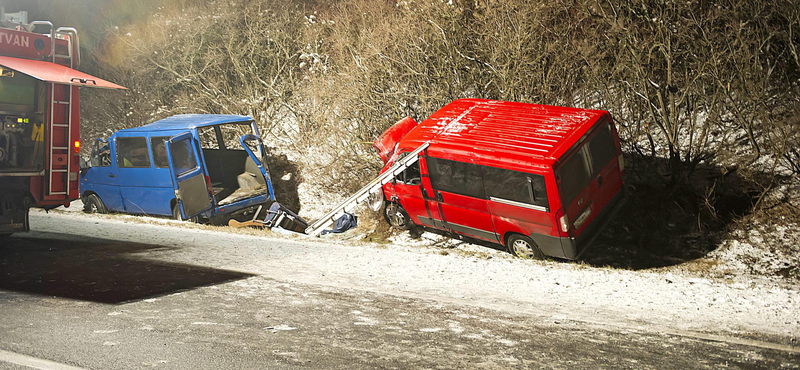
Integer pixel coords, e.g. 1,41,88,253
74,140,81,154
559,214,570,233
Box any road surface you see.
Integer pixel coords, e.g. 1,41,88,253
0,211,797,369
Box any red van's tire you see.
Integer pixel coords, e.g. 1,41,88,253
384,203,413,230
83,194,108,214
506,234,545,260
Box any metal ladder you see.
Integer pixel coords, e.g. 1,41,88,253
44,26,76,197
305,141,430,236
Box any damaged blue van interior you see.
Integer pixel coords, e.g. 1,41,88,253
79,114,275,222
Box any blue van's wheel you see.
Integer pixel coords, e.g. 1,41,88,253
83,194,108,214
172,204,199,223
384,202,412,230
506,234,544,260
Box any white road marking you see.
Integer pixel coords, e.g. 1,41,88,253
0,349,88,370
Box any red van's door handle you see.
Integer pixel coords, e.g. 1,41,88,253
436,192,444,202
597,174,603,186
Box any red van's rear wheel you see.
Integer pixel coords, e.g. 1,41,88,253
506,234,544,260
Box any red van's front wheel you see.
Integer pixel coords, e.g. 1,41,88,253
384,202,412,230
506,234,544,260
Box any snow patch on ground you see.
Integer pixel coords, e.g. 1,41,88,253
705,222,800,282
296,181,346,221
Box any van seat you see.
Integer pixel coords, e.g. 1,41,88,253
244,157,267,186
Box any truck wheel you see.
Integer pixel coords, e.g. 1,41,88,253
172,204,199,223
83,194,108,214
384,202,413,230
506,234,545,260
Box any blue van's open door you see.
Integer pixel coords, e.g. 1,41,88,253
166,132,214,220
240,134,276,201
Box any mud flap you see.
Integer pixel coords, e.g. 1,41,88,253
0,200,29,234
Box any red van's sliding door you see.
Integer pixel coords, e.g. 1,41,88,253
425,157,498,242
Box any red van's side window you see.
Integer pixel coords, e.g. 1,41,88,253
428,157,485,199
483,167,549,211
399,160,421,185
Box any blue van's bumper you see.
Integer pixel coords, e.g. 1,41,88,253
531,188,627,260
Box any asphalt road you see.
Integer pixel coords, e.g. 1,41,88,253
0,213,797,369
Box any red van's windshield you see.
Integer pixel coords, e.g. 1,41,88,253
557,122,618,205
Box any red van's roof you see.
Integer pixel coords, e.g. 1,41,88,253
397,99,609,166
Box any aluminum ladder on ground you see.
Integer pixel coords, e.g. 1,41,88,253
305,141,430,236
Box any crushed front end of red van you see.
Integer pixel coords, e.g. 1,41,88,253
375,99,626,260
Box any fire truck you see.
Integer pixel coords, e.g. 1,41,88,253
0,10,125,239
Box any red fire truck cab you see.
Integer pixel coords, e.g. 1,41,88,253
0,12,125,238
376,99,626,260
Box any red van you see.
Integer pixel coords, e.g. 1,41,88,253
375,99,626,260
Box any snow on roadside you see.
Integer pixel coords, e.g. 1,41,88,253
60,199,85,213
30,209,800,342
705,223,800,283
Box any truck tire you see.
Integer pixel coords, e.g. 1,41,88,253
83,194,108,214
172,204,199,223
506,234,545,260
384,202,413,230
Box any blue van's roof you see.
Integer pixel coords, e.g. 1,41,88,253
119,114,253,133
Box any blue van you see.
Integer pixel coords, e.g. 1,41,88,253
79,114,275,222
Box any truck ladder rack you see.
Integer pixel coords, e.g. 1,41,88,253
305,141,430,236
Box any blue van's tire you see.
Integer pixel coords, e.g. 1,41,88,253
384,202,413,230
172,204,199,223
506,234,545,260
83,194,108,214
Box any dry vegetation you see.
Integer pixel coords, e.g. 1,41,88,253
58,0,799,271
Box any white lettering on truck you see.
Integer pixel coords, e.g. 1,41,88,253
0,31,30,48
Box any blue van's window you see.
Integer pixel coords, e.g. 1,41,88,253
117,137,151,168
171,139,198,176
220,123,248,150
198,126,220,149
150,137,169,168
90,145,111,167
